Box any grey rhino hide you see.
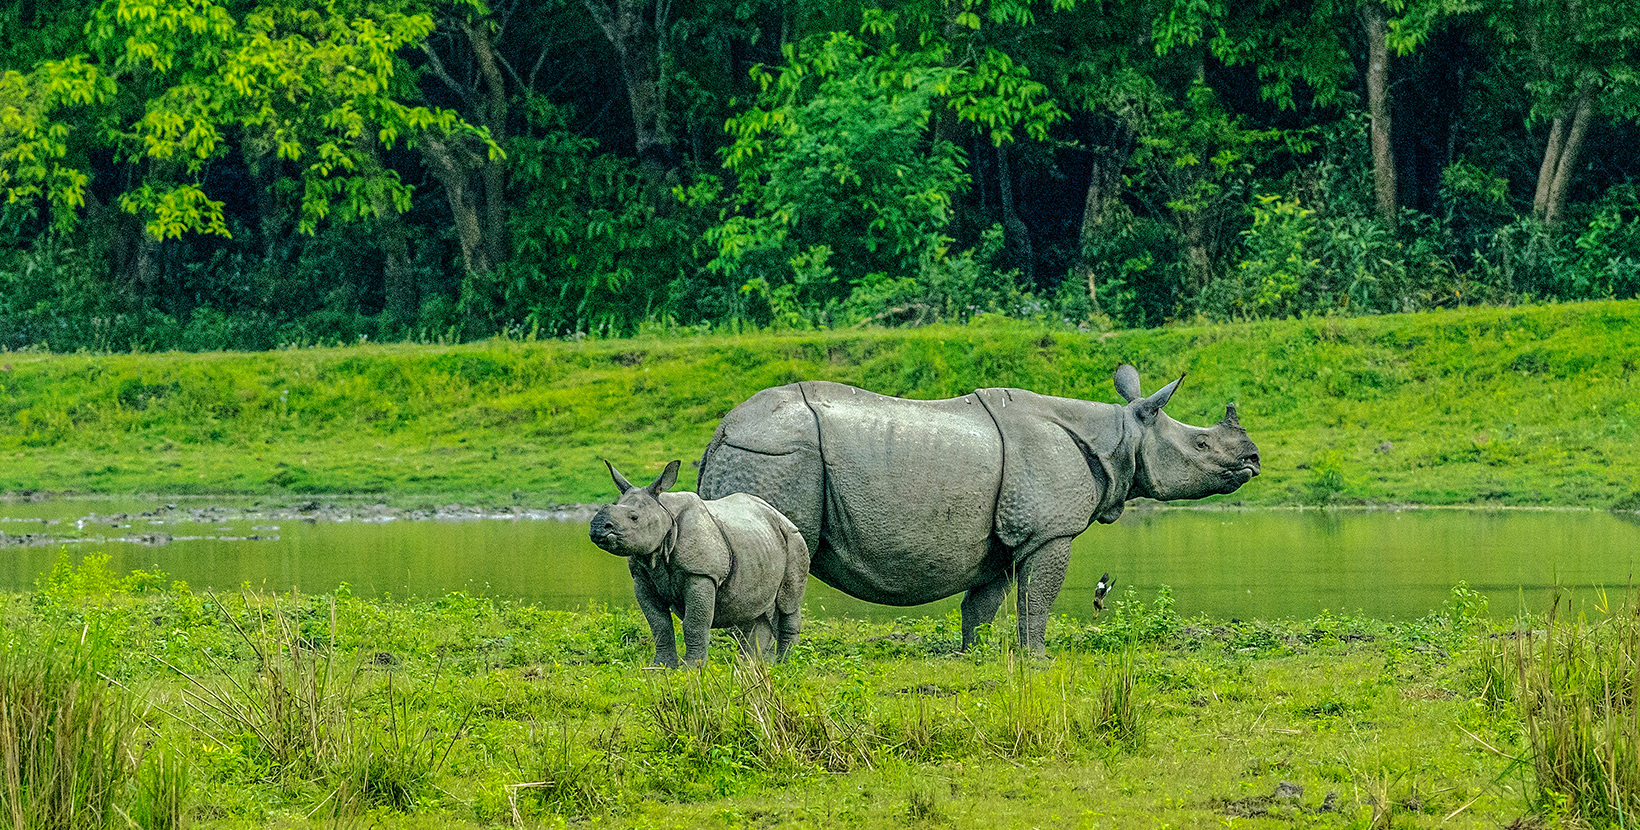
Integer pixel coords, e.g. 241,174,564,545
589,460,809,668
697,367,1259,654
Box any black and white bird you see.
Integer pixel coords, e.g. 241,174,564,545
1094,572,1114,611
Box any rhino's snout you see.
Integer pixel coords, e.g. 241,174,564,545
589,513,620,550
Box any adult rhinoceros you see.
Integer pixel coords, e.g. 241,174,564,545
696,364,1260,654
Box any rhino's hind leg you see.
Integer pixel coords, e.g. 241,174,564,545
734,617,777,661
1015,537,1074,657
959,574,1011,652
774,608,801,661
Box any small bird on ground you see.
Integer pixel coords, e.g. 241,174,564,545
1094,572,1114,611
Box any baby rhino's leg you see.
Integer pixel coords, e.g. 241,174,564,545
774,524,807,662
774,607,800,662
679,576,717,667
735,617,777,660
632,567,679,668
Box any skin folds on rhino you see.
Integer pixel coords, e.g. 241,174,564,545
697,365,1260,654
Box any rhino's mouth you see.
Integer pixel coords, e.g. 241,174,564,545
589,524,627,553
1222,462,1259,489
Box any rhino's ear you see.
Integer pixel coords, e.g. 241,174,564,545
1113,364,1142,403
606,459,634,494
1134,374,1184,424
648,460,681,496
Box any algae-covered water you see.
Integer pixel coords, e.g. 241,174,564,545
3,498,1636,620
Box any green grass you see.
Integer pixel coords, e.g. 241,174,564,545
4,554,1612,828
3,300,1639,507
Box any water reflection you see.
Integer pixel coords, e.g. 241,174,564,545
2,498,1637,621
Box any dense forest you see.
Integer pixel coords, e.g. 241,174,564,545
2,0,1638,351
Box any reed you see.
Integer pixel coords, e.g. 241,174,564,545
0,627,184,830
161,591,465,814
1494,590,1640,825
644,657,874,776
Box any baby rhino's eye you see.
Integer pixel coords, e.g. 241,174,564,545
628,511,640,521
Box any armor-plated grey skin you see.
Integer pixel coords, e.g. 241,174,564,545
697,364,1260,655
589,459,809,668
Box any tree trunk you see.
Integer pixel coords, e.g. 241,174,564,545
583,0,673,210
465,19,509,269
244,146,284,261
361,142,417,329
1536,85,1593,226
421,135,492,277
1532,113,1568,218
1362,4,1397,227
1076,128,1133,316
1181,215,1212,296
996,143,1034,284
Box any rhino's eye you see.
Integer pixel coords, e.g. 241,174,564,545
1196,437,1209,450
628,511,640,521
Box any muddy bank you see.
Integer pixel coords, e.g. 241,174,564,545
0,498,600,549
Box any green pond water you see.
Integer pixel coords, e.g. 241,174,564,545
3,499,1638,621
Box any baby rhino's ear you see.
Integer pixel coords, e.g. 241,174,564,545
605,459,634,494
649,460,681,496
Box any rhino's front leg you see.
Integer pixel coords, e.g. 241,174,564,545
959,574,1011,652
679,575,718,667
1015,537,1074,657
633,571,680,668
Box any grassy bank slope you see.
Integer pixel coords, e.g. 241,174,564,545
3,300,1638,507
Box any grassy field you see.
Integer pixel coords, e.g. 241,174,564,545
3,300,1639,508
11,556,1638,829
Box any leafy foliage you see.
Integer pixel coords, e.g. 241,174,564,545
2,0,1640,347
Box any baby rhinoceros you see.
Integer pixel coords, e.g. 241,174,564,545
589,459,809,668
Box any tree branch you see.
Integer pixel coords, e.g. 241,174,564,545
418,41,469,96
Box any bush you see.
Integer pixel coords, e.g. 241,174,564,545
495,98,709,338
702,23,976,328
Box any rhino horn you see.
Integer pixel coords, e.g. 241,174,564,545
1113,364,1142,402
605,459,635,494
1221,402,1242,429
648,460,681,496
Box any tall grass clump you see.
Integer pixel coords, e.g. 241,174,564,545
1488,591,1640,825
644,657,874,780
163,592,463,813
0,628,184,829
163,592,357,779
973,649,1142,758
508,721,629,821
